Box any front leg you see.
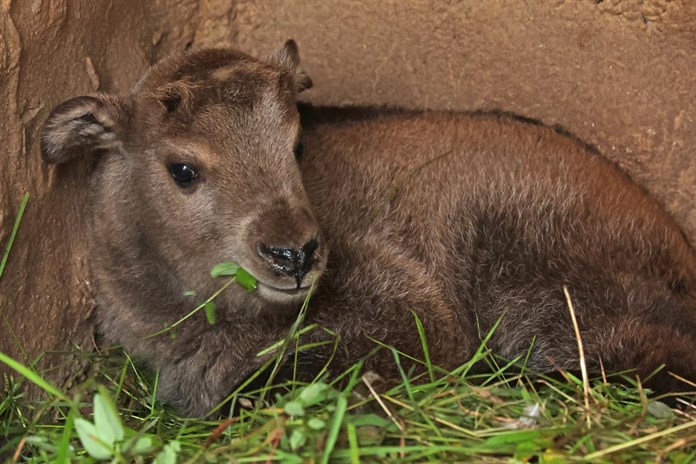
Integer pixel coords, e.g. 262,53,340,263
140,319,290,417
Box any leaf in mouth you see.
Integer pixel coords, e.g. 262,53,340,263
210,261,257,293
210,262,241,278
235,267,258,292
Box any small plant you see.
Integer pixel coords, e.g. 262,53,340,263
277,382,338,451
48,386,180,462
141,261,259,339
269,380,393,462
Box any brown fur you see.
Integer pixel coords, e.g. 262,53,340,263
41,41,696,416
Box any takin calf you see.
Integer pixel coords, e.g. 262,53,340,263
41,41,696,416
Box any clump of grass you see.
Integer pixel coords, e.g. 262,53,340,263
3,330,696,463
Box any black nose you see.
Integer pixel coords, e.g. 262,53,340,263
257,239,319,288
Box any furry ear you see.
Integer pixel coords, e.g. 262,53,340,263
266,39,313,93
41,94,128,164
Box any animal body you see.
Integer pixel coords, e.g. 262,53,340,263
41,41,696,416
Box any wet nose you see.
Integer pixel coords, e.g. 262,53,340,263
257,239,319,288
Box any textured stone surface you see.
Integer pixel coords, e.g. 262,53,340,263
1,0,695,388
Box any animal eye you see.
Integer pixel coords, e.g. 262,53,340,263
294,142,304,161
169,163,198,186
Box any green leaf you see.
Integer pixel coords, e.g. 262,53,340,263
154,440,181,464
515,439,544,460
307,418,326,430
348,413,392,429
289,428,307,450
648,401,676,419
284,401,305,417
479,430,551,452
298,382,329,407
183,290,196,297
210,261,257,291
210,262,240,278
94,386,125,445
204,301,217,325
235,267,257,292
24,436,59,453
126,435,155,455
75,418,113,460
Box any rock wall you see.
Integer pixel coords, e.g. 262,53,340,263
1,0,695,388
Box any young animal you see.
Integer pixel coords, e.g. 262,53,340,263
41,41,696,416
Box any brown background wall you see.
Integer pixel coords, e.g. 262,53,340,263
1,0,695,387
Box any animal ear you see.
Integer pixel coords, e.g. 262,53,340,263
266,39,313,93
41,94,129,164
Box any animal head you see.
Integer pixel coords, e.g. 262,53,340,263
40,41,325,316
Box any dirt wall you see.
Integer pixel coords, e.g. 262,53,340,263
0,0,207,387
2,0,696,388
229,0,696,235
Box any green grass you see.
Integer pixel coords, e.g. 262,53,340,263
3,339,696,463
3,194,696,462
0,342,696,463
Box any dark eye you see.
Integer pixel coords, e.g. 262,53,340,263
169,163,198,186
294,142,304,162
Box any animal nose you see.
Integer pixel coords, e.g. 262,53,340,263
257,239,319,288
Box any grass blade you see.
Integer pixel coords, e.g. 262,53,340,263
346,421,360,464
411,309,434,382
0,192,29,282
321,394,347,464
0,351,67,402
55,409,75,464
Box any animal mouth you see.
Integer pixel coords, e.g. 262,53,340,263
257,281,311,297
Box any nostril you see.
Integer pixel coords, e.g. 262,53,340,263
257,239,320,288
257,242,274,263
301,239,319,262
257,242,266,259
257,243,296,268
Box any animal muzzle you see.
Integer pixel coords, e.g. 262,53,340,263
244,202,326,292
257,238,320,288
